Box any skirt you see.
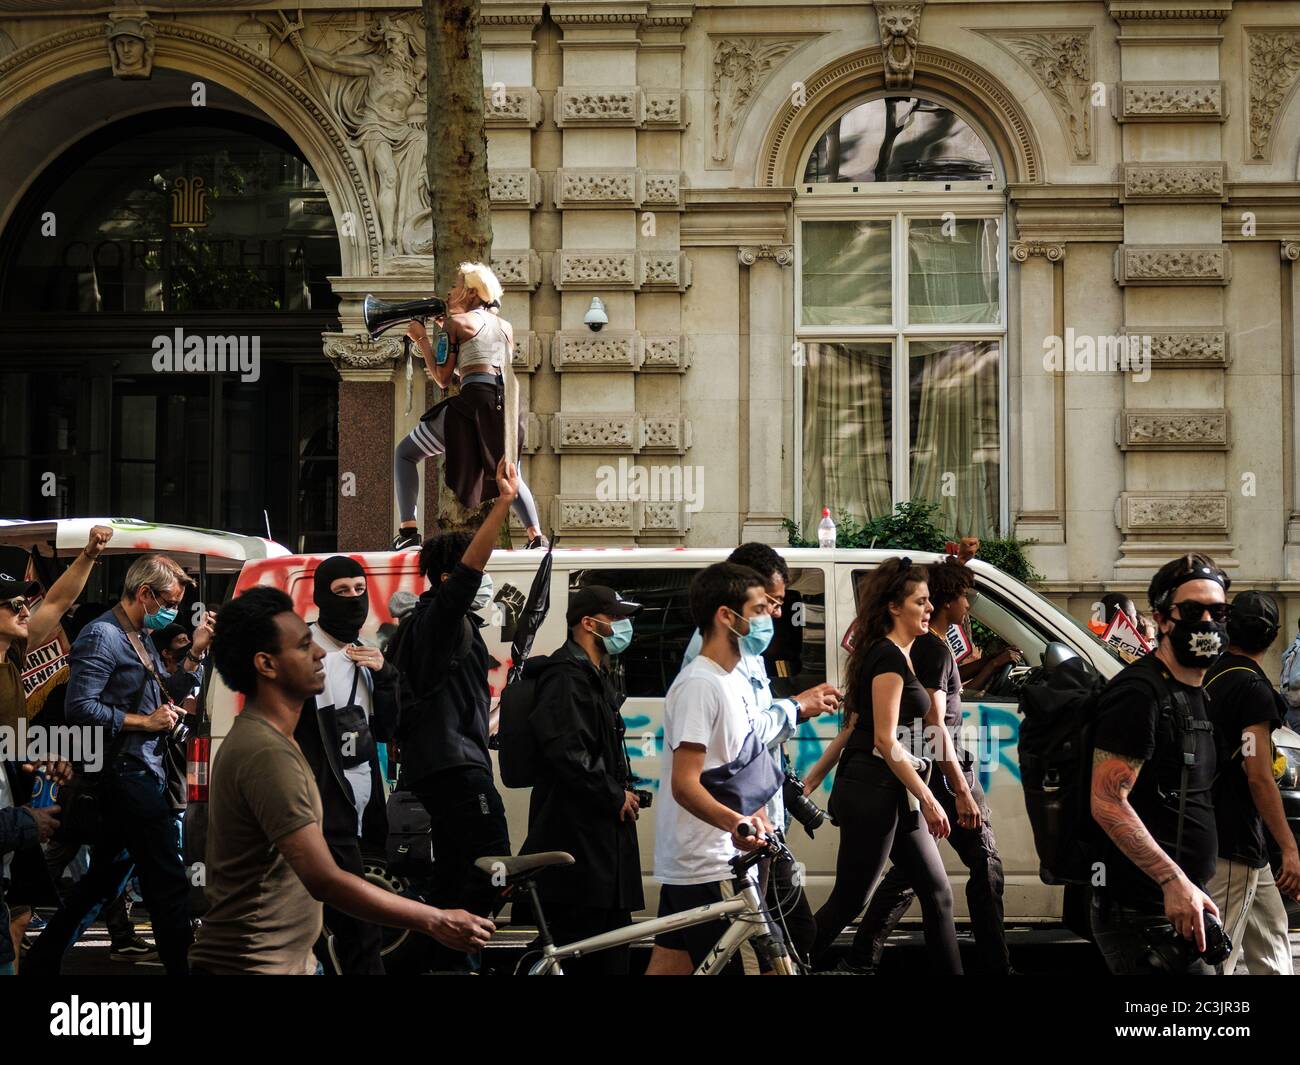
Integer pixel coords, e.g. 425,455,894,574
420,373,525,510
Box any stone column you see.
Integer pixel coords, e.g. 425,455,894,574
739,244,793,543
1285,241,1300,578
323,334,404,552
1108,0,1235,579
1010,240,1066,577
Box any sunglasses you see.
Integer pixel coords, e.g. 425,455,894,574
1,597,31,614
1171,600,1228,623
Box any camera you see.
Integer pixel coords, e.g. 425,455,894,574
1200,912,1232,966
782,769,825,838
632,786,653,810
169,713,191,748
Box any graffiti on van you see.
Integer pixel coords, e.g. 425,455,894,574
618,704,1022,802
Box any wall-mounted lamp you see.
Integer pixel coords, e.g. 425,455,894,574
584,296,609,332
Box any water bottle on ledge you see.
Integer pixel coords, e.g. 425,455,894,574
817,507,836,548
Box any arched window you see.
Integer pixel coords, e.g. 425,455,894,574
795,96,1006,540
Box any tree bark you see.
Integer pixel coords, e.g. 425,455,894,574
423,0,503,539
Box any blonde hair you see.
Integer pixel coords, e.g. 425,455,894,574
457,261,503,307
122,554,194,600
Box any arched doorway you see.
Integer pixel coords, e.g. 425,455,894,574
0,108,341,552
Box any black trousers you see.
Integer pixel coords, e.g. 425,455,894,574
317,837,385,975
533,903,633,976
812,751,962,974
1090,891,1215,976
762,832,816,966
851,765,1009,972
42,837,135,945
410,764,510,973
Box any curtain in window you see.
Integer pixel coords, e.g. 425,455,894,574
907,218,1000,325
802,343,893,533
909,340,1000,538
800,220,892,327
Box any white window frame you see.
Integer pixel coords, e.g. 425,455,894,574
792,98,1009,538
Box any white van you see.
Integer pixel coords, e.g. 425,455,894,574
201,545,1134,928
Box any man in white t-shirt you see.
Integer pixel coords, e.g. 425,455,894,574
646,562,779,975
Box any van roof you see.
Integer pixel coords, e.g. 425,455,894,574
246,545,998,573
0,518,289,572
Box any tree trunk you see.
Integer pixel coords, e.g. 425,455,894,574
423,0,505,540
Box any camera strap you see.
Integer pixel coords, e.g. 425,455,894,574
112,603,172,711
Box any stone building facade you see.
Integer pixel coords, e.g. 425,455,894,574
1,0,1299,632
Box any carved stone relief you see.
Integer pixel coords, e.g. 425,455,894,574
981,31,1092,159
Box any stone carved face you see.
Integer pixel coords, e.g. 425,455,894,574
113,35,144,69
882,11,917,42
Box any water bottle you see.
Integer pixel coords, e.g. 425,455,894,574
817,507,836,549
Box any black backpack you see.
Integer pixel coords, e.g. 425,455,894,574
1017,656,1208,886
496,672,540,788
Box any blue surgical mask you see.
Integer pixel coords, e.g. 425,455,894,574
728,612,774,657
144,590,178,631
596,617,634,656
471,573,494,612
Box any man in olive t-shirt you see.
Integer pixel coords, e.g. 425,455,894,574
188,711,326,975
191,586,495,976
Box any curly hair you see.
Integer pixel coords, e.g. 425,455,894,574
727,542,789,586
211,586,294,698
418,532,475,581
925,557,974,612
844,556,929,719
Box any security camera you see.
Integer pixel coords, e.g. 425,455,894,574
584,296,609,332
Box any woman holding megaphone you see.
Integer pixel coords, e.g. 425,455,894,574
392,262,545,550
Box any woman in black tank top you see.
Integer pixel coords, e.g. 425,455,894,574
806,556,963,973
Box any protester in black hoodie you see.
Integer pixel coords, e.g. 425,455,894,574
518,585,645,974
295,555,400,974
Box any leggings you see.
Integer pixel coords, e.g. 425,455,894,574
812,750,962,974
394,406,541,530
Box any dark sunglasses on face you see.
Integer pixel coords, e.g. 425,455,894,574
1,597,30,614
1171,600,1228,623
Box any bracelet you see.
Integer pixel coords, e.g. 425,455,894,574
1157,871,1179,887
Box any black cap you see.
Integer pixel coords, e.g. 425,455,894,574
566,585,642,627
0,569,40,601
1229,590,1279,631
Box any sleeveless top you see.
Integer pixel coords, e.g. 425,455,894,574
456,309,508,375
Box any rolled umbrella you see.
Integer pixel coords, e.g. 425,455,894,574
507,531,558,684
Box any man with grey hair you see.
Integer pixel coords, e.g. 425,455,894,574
25,554,215,976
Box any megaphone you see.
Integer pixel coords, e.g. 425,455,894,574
363,294,448,338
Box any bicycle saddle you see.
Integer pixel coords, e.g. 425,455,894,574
475,852,575,881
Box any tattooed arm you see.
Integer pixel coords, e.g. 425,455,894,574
1090,748,1218,950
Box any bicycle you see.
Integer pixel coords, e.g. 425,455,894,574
476,827,798,975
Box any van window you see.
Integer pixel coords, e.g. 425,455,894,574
570,566,828,698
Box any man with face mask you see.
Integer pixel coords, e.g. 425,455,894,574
515,586,644,974
1089,553,1227,975
294,556,400,974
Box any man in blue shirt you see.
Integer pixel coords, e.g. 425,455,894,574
26,554,214,976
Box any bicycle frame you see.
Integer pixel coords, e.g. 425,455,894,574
527,877,789,975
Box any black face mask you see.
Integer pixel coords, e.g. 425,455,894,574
1166,618,1227,668
316,594,369,644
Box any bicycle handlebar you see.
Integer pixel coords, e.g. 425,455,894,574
728,824,788,877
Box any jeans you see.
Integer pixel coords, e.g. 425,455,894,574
812,751,962,974
851,765,1010,973
1090,891,1215,975
409,764,510,972
25,764,192,976
42,837,135,945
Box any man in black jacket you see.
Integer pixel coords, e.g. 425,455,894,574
391,459,517,972
519,585,645,974
297,555,401,974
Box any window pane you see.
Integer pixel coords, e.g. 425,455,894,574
569,568,702,698
800,220,892,327
802,98,996,184
908,217,1000,325
908,340,1000,539
802,342,893,534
